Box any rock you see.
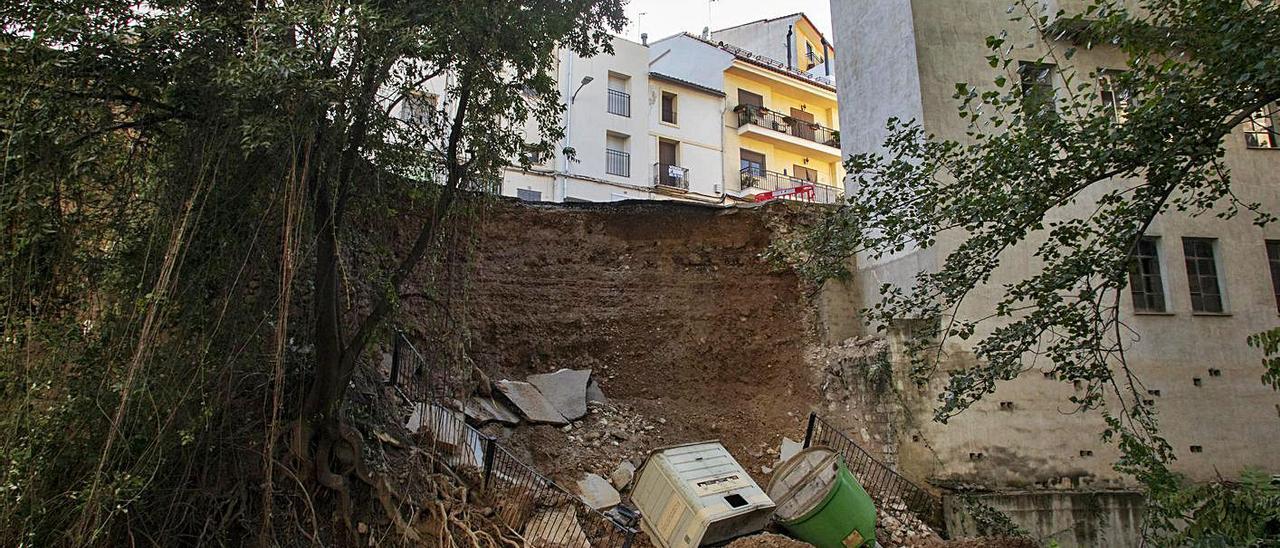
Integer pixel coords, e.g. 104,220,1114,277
779,437,802,462
575,473,621,510
586,379,608,404
524,506,589,548
463,397,521,426
527,369,591,421
495,380,567,425
609,429,629,441
610,462,636,490
761,465,773,475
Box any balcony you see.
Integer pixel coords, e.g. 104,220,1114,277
606,149,631,177
652,163,689,190
607,89,631,117
740,167,842,204
734,104,841,161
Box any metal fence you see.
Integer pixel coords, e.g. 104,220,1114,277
803,413,944,528
653,162,689,190
390,332,638,546
607,88,631,117
606,149,631,177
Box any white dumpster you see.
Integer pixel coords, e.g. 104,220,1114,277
631,441,776,547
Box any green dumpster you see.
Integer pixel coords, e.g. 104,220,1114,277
765,447,876,547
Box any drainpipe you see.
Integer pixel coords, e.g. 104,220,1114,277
785,25,793,69
559,50,573,202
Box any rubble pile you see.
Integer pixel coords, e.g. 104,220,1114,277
875,496,941,546
725,532,813,547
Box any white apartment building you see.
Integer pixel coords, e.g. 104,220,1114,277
402,19,842,206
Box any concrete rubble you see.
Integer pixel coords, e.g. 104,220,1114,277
495,380,568,425
527,368,592,421
463,396,522,425
575,472,621,510
523,506,590,548
609,461,636,490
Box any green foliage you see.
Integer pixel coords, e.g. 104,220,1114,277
773,0,1280,543
0,0,624,544
1247,327,1280,390
955,493,1031,539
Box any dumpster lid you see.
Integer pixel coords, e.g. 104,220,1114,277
766,447,842,520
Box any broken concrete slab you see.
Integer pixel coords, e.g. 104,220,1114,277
523,506,589,548
527,369,591,421
575,473,621,511
586,379,608,404
779,437,802,463
610,461,636,490
495,380,568,425
463,396,521,426
416,403,486,470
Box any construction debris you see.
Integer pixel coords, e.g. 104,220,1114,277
495,380,568,425
527,368,592,421
725,532,813,547
779,437,802,462
876,495,941,546
524,506,590,548
586,379,608,404
609,461,636,490
575,473,621,510
463,396,522,425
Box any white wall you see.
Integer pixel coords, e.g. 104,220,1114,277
557,37,652,201
648,35,735,94
647,79,726,196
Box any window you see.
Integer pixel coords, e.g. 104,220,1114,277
661,92,677,124
805,41,817,68
739,149,766,177
792,165,818,183
1018,61,1056,118
1099,70,1135,123
737,89,764,109
605,133,630,177
1128,237,1166,312
403,91,438,126
607,73,630,117
516,188,542,202
1183,238,1224,313
1245,103,1278,149
1267,241,1280,311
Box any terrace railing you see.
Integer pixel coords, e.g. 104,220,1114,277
734,104,840,148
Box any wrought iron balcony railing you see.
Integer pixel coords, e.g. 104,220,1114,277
605,149,630,177
740,167,841,204
607,89,630,117
734,104,840,148
652,163,689,190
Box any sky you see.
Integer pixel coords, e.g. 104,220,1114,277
617,0,833,45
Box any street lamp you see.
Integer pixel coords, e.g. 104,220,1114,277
570,76,594,104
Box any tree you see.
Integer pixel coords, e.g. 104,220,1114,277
775,0,1280,542
1,0,623,544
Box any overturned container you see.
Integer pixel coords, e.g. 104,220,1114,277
766,447,877,548
632,441,776,547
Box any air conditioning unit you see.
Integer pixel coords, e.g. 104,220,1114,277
713,183,723,194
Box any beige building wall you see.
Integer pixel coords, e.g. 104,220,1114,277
832,0,1280,495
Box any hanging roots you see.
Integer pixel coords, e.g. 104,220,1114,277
375,455,523,548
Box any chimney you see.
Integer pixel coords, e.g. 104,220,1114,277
641,33,648,46
700,26,710,40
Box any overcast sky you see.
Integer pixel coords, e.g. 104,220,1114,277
617,0,833,45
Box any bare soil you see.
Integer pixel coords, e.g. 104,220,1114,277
460,200,822,484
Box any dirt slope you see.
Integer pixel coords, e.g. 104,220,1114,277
461,200,822,481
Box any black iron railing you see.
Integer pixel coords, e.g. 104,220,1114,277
735,104,839,148
606,149,630,177
391,333,637,547
653,162,689,190
804,413,944,529
739,167,842,204
607,88,631,117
